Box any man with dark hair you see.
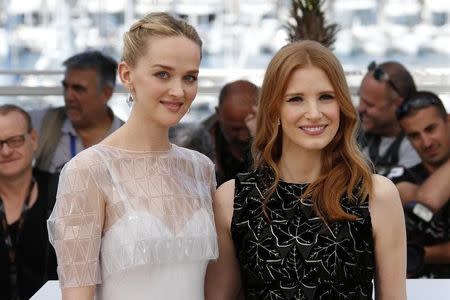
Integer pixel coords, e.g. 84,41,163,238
30,50,124,173
0,105,57,299
390,91,450,277
358,61,420,175
203,80,259,185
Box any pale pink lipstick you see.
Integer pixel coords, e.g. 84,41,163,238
160,101,183,113
300,125,327,136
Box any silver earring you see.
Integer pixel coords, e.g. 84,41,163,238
277,118,280,126
126,93,134,107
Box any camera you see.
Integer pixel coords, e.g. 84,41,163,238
407,242,425,276
404,201,434,242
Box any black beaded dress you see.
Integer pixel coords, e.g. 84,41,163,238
231,169,375,300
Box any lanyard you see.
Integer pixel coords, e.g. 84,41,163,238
70,134,77,158
0,178,35,300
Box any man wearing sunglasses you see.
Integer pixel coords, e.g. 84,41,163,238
0,105,57,299
389,91,450,278
358,61,420,176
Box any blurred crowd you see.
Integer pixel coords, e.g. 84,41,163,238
1,45,450,298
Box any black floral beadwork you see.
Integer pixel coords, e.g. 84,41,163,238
231,169,375,300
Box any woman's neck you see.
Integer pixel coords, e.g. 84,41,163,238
278,147,322,184
105,110,171,151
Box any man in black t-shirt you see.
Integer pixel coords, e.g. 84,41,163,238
0,105,58,299
389,91,450,278
203,80,259,185
358,61,420,175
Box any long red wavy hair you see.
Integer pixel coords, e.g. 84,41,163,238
252,40,373,222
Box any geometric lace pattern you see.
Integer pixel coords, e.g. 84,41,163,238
232,169,375,300
48,144,218,288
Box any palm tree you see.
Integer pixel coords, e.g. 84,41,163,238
286,0,339,49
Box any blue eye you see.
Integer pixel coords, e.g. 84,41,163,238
155,71,170,79
184,75,198,83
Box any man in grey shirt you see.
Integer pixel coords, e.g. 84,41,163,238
30,51,124,173
358,61,420,175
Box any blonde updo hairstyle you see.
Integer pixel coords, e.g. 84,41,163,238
122,12,203,67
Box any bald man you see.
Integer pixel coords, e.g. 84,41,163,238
358,61,420,175
203,80,259,185
0,105,57,299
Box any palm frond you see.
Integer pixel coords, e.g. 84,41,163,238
285,0,339,49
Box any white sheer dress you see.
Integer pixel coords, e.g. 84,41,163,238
47,144,218,299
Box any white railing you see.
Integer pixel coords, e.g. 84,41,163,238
2,68,450,94
1,68,450,122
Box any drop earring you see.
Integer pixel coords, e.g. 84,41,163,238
277,118,281,126
126,89,134,107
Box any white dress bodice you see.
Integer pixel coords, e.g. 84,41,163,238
47,144,218,300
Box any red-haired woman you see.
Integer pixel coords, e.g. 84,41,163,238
205,40,406,300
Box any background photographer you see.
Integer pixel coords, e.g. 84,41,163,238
390,91,450,277
358,61,420,175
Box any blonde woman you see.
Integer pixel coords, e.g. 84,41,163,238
48,12,217,300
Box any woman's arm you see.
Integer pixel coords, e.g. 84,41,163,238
205,179,242,300
47,154,105,300
62,287,96,300
370,175,407,300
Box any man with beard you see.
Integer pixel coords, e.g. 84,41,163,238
30,51,123,173
358,61,420,175
203,80,258,185
391,91,450,277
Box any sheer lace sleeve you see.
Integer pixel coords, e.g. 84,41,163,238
47,150,105,288
208,160,217,196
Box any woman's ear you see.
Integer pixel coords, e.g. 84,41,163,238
118,61,132,90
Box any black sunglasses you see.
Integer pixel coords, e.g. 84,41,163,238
396,96,441,120
368,61,401,96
